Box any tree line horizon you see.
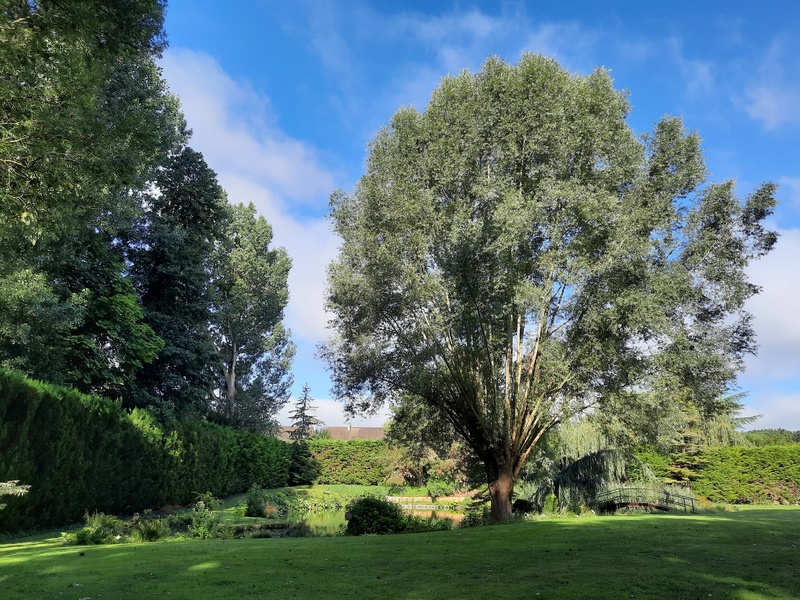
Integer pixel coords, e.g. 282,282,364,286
0,1,778,521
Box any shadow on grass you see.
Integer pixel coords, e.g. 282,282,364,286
1,508,798,599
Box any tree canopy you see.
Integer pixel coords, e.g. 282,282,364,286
324,54,777,521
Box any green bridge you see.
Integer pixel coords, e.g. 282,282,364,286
594,487,697,513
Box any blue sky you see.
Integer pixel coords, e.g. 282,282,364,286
160,0,800,429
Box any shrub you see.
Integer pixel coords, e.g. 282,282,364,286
543,493,559,515
426,478,456,499
131,512,171,542
345,497,406,535
691,445,800,504
245,484,266,518
187,501,230,539
460,505,490,528
62,511,125,545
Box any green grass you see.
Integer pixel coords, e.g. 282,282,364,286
1,507,799,599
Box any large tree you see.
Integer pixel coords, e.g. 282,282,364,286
128,146,228,414
0,0,182,389
208,203,294,432
324,54,777,521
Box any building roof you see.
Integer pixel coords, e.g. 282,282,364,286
276,425,386,442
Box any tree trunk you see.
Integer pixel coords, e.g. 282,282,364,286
488,467,515,523
224,352,236,421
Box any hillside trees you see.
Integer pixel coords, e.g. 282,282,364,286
208,203,294,432
324,54,778,521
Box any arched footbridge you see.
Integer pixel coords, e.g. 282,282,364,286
594,487,697,513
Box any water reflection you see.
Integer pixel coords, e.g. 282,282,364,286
289,507,464,535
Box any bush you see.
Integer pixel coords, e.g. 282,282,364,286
460,505,490,528
345,497,406,535
691,445,800,504
62,511,125,545
187,501,231,539
245,484,266,518
426,478,456,499
131,512,172,542
288,442,321,485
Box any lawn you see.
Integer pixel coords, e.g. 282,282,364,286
1,507,798,599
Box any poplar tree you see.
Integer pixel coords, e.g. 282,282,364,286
324,54,777,521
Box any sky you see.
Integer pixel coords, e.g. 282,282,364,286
159,0,800,430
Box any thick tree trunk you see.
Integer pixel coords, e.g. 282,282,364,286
488,468,515,523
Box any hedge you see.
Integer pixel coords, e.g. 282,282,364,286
0,368,291,532
307,439,390,485
690,445,800,504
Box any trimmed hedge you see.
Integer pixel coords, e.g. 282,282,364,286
690,445,800,504
307,439,390,485
0,368,291,531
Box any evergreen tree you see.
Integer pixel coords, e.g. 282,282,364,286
128,146,228,415
289,385,323,441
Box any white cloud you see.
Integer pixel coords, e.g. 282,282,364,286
743,393,800,430
744,227,800,380
744,39,800,130
746,86,800,130
669,38,714,97
276,397,392,428
160,49,339,344
161,49,337,205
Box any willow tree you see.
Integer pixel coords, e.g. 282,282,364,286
324,54,777,521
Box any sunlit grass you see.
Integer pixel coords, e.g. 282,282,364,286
1,507,798,599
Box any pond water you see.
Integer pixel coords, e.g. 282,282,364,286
287,507,464,535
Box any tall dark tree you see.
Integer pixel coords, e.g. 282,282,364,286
129,146,228,415
324,54,777,521
208,203,294,432
0,0,183,388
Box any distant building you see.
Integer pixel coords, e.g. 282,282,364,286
276,424,386,442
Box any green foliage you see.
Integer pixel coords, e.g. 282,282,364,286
130,512,172,542
542,493,559,515
307,439,391,485
345,497,406,536
324,52,777,521
0,0,183,391
744,429,800,446
690,446,800,504
288,384,323,441
0,368,292,532
187,501,231,539
426,478,457,499
62,511,125,546
0,480,29,512
245,484,266,518
288,442,322,485
128,146,227,415
209,202,294,432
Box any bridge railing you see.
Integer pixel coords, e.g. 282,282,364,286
595,486,696,513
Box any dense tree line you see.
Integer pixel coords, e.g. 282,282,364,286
0,1,293,430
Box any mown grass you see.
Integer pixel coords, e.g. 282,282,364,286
1,507,799,599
